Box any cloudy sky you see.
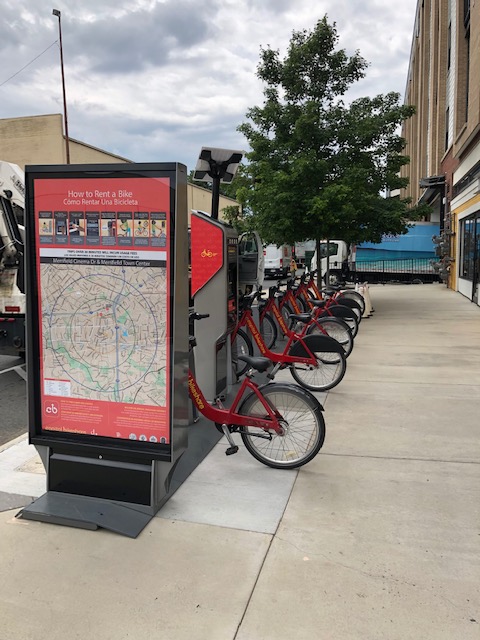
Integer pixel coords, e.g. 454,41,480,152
1,0,418,171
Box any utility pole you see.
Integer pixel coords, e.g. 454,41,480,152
52,9,70,164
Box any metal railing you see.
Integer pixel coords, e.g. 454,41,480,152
351,258,441,283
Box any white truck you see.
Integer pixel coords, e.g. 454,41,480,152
263,243,293,279
0,161,26,356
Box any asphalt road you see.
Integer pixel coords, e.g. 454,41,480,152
0,354,27,446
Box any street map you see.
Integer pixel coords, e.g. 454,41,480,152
41,263,167,407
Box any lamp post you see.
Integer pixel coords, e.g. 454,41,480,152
52,9,70,164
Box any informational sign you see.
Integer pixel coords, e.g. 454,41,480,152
32,175,172,444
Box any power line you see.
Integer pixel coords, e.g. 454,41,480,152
0,40,58,87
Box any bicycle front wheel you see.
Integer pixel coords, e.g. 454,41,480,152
231,328,253,378
259,311,277,349
238,383,325,469
290,347,347,392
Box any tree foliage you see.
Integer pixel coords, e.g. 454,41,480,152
237,17,427,247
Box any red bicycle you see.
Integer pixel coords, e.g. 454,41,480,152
258,284,354,357
291,276,361,337
232,292,347,392
189,313,326,469
306,270,366,317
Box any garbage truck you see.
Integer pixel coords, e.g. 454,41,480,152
0,160,26,356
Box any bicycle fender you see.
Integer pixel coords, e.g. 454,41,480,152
319,305,357,321
289,333,344,356
255,382,325,411
335,296,362,312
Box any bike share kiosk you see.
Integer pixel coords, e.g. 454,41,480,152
190,210,238,401
18,162,189,537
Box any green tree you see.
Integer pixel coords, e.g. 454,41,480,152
237,17,426,253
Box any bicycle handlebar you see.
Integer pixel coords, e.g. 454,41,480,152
189,312,210,321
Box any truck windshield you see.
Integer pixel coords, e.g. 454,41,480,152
319,242,339,258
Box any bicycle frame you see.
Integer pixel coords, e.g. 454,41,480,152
233,308,321,367
188,370,284,433
294,274,356,322
259,285,303,339
259,292,291,336
282,286,303,314
260,291,338,342
305,273,322,299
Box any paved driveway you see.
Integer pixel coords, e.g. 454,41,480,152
0,355,27,446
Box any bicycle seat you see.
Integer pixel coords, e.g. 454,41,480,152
311,300,327,308
321,286,342,293
289,313,312,323
237,355,272,373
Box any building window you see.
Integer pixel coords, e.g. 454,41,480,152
445,107,450,151
460,217,475,280
464,0,471,27
465,28,470,122
447,23,451,70
456,31,470,131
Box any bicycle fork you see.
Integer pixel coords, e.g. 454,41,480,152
214,397,239,456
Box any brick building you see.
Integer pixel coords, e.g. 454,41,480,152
401,0,480,303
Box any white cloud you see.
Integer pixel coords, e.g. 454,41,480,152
0,0,418,170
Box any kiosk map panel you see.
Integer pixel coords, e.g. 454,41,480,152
32,176,172,444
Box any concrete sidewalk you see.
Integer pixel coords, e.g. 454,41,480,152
0,283,479,639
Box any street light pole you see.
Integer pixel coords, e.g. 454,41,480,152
52,9,70,164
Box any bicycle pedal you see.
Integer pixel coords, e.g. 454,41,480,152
225,446,239,456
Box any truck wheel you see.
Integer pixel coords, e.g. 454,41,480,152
323,271,342,285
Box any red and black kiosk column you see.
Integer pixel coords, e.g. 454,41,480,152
190,210,238,402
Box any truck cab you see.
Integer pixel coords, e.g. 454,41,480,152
308,240,349,284
0,161,26,356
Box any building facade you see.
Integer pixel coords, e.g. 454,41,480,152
401,0,480,303
0,114,240,223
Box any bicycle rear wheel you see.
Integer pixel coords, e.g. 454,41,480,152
238,383,325,469
307,316,353,357
259,311,277,349
339,290,365,315
319,306,359,338
231,328,253,378
290,347,347,392
335,295,362,322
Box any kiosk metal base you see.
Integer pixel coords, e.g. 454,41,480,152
17,492,154,538
16,417,223,538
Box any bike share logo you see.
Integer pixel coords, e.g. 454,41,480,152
200,249,218,258
44,401,60,417
188,375,205,410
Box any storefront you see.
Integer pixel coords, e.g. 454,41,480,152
453,189,480,305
